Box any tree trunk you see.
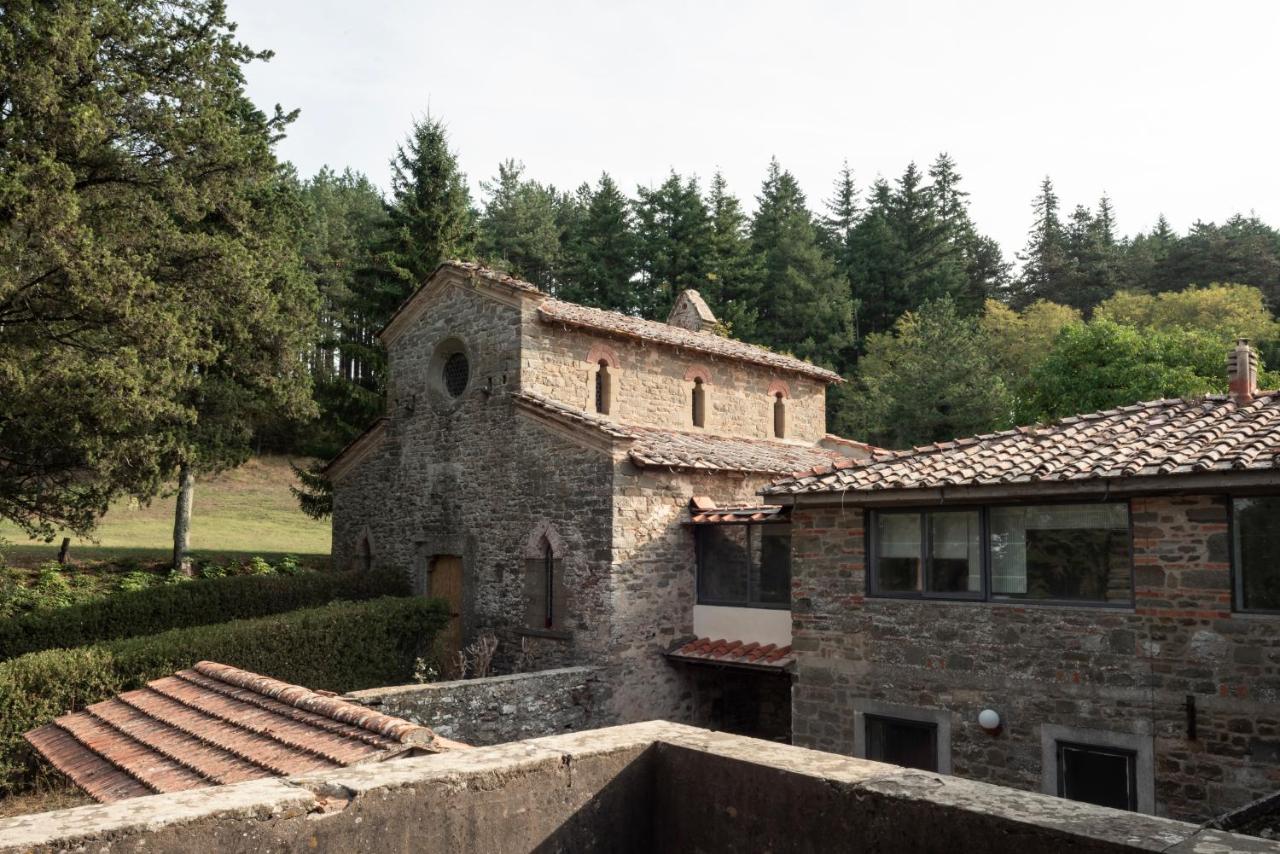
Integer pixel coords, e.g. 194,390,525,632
173,463,195,576
57,537,71,565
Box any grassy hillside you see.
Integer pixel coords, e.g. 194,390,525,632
0,457,330,569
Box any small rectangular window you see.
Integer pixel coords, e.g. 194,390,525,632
1233,496,1280,612
1057,742,1137,811
696,524,790,609
865,715,938,772
872,510,980,597
989,504,1130,603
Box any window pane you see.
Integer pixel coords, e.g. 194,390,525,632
990,504,1130,602
876,513,922,592
927,510,981,594
866,716,938,772
1058,743,1136,811
756,528,791,605
697,526,749,603
1235,497,1280,611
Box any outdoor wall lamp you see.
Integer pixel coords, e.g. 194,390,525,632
978,709,1002,734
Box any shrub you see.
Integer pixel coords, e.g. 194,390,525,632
0,595,449,795
0,567,410,661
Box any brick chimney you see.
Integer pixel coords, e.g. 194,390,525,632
1227,338,1258,404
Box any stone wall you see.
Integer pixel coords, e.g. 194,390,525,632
524,301,828,443
6,722,1275,854
789,495,1280,822
345,667,601,745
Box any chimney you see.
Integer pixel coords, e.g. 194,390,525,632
666,290,720,334
1227,338,1258,404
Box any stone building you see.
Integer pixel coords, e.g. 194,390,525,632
328,261,863,730
767,339,1280,821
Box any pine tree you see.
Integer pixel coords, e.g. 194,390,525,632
927,153,1009,310
379,116,477,317
1015,176,1070,307
704,171,760,337
748,159,855,372
478,159,564,290
558,174,638,312
633,171,714,319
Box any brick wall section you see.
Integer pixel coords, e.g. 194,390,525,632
524,302,827,443
346,667,600,745
790,495,1280,821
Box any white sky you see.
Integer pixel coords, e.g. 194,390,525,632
227,0,1280,256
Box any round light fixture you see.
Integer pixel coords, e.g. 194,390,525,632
978,709,1001,732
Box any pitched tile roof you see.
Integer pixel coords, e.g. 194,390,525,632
689,504,786,524
25,661,466,803
513,390,850,476
667,637,795,670
767,393,1280,496
538,299,844,383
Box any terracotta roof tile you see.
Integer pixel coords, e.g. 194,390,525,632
667,637,795,670
24,661,467,804
538,299,844,383
689,504,786,524
767,393,1280,496
513,390,850,475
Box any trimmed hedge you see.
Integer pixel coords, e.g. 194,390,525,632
0,567,409,661
0,595,449,795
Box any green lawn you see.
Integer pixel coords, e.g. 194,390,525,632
0,456,331,570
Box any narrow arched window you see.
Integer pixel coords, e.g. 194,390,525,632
358,536,372,573
773,392,786,439
543,540,555,629
595,361,611,414
692,378,705,428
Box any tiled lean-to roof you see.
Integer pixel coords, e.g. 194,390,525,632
513,390,849,476
667,637,795,670
767,393,1280,496
538,299,845,383
25,662,466,803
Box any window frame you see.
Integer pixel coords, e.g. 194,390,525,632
1055,740,1138,812
695,521,791,611
864,713,940,772
866,500,1135,608
1229,494,1280,615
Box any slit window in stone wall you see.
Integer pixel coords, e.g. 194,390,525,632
1233,496,1280,612
524,538,566,632
595,362,611,415
696,524,790,608
692,379,706,427
773,393,786,438
869,503,1132,606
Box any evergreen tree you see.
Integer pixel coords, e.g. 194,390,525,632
1015,176,1070,307
633,171,714,319
477,159,564,290
704,171,760,337
1154,215,1280,301
748,159,855,372
378,116,477,317
927,153,1009,310
558,174,638,312
1119,215,1176,291
0,0,317,545
848,178,903,337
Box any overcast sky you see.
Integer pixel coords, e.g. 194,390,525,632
226,0,1280,256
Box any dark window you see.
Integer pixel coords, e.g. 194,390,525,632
773,393,785,438
865,715,938,772
524,538,566,632
443,352,469,397
990,504,1130,603
595,362,611,414
692,379,705,427
871,510,980,597
1234,496,1280,612
543,541,554,628
696,524,790,608
1057,742,1137,811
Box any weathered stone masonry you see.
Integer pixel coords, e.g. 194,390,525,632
789,496,1280,821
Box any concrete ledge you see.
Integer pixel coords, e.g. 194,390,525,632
2,721,1276,853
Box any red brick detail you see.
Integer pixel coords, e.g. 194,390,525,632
767,379,791,399
684,364,713,384
585,342,620,369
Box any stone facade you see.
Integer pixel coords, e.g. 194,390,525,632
330,263,845,728
789,495,1280,822
346,667,601,745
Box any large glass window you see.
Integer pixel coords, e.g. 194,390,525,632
871,510,980,597
989,504,1130,603
1234,496,1280,612
696,524,790,608
869,503,1132,605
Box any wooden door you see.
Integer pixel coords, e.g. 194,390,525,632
430,556,464,678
